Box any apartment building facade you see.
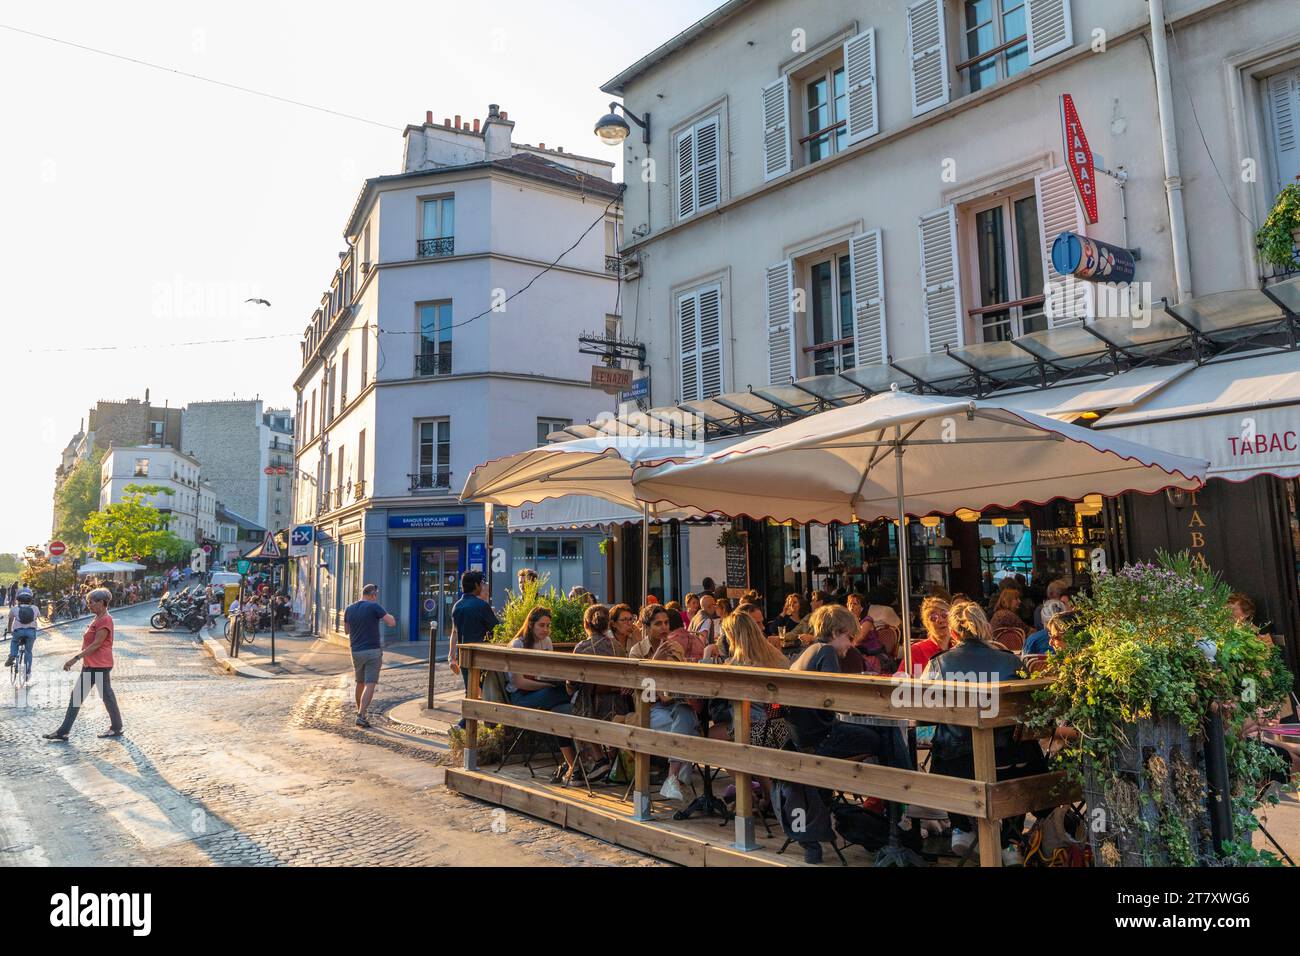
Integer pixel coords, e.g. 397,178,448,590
293,104,621,642
99,446,203,545
596,0,1300,644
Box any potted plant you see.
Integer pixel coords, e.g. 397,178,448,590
1256,182,1300,269
716,526,745,549
1031,551,1292,866
490,576,586,644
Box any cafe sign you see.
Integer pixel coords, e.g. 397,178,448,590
591,365,633,394
1060,93,1098,224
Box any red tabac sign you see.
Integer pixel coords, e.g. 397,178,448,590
1060,94,1098,225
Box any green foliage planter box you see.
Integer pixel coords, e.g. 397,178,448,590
1084,715,1214,868
1032,552,1293,867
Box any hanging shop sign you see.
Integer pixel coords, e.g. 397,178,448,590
1051,232,1136,284
1059,93,1099,224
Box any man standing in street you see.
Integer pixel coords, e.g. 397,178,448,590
449,570,498,729
343,583,395,729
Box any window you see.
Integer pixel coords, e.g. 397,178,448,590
357,429,366,492
803,67,847,163
674,116,720,221
605,313,621,343
150,421,164,442
416,302,453,376
1265,66,1300,196
309,389,317,438
537,418,571,446
604,219,623,274
363,223,372,267
326,364,337,423
962,189,1045,342
134,458,149,477
340,350,349,408
961,0,1029,92
360,325,369,386
416,419,451,490
418,196,455,258
806,253,856,374
677,284,723,402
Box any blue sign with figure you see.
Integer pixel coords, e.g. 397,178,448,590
388,513,467,530
468,542,486,571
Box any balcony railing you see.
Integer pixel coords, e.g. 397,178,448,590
604,255,623,276
415,352,452,377
417,237,455,259
409,472,452,493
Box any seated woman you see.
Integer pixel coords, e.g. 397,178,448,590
896,596,951,677
505,606,578,782
989,589,1027,651
627,604,701,802
568,604,632,778
770,592,809,639
924,599,1047,864
722,610,791,809
663,605,707,661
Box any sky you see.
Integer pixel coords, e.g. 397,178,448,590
0,0,720,554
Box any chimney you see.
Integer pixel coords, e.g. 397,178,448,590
444,117,451,126
500,111,507,120
473,118,480,133
454,114,461,129
539,143,545,150
145,388,150,403
426,110,433,124
483,103,514,161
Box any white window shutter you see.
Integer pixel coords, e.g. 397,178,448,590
698,285,723,399
678,292,700,402
917,206,963,352
1026,0,1074,65
1267,68,1300,194
762,77,792,181
676,126,696,221
766,261,795,384
907,0,949,117
843,29,879,146
1036,165,1093,327
849,230,887,367
695,117,721,210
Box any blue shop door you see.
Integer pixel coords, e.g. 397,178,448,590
410,540,464,642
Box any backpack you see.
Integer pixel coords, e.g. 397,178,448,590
15,605,36,627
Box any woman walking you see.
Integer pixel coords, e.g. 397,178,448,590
43,587,123,741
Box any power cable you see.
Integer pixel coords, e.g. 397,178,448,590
0,23,402,132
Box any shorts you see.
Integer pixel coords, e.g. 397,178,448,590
351,648,383,684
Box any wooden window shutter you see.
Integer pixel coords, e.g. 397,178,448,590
907,0,950,117
695,116,721,210
678,291,700,402
698,285,723,399
917,206,963,351
761,76,792,181
1267,68,1300,194
1026,0,1074,65
843,29,879,146
849,230,887,367
766,261,795,384
1036,165,1093,326
676,125,697,220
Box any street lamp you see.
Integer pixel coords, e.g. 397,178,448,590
594,102,651,145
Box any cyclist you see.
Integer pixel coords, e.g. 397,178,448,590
5,588,40,681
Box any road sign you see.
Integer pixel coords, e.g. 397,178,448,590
1059,94,1098,224
289,525,314,558
237,559,252,575
264,466,275,475
619,377,649,403
258,531,281,558
48,541,66,557
202,542,213,553
50,555,65,565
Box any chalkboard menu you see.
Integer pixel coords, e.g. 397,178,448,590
725,536,749,591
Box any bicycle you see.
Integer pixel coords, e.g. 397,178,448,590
8,634,32,690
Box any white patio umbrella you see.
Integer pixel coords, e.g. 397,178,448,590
76,560,119,576
461,434,729,601
633,389,1208,673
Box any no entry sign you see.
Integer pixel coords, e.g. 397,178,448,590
48,541,67,557
1060,94,1098,225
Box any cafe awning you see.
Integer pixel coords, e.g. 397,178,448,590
509,495,645,532
1092,350,1300,481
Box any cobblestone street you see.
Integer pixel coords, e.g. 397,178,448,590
0,605,660,867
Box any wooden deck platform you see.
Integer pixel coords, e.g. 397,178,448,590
446,758,965,867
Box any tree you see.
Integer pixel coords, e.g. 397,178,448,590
52,449,105,552
0,553,19,575
83,483,190,562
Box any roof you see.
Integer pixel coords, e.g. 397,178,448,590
601,0,754,95
343,154,623,238
215,504,264,533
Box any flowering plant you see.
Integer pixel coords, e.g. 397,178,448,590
1031,551,1292,865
